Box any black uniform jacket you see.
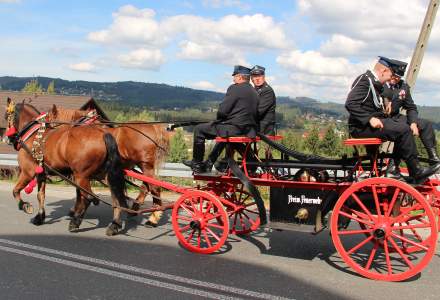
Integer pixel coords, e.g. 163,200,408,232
381,80,418,125
345,70,386,132
255,83,276,131
217,82,258,129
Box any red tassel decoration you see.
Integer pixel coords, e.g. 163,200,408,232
24,178,37,194
35,166,44,174
5,127,17,137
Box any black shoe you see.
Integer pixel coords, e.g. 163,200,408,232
408,160,440,182
204,159,214,172
182,160,194,168
427,147,440,165
385,159,402,179
214,159,228,173
192,162,207,174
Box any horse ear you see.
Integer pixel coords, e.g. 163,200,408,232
6,97,11,105
51,104,58,117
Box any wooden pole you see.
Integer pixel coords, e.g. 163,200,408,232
406,0,439,88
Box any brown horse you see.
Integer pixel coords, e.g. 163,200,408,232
48,105,170,226
4,99,128,235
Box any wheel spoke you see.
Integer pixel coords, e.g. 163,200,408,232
388,237,414,268
203,201,213,215
383,239,393,275
202,230,212,248
177,215,192,222
179,224,191,232
391,223,431,230
205,212,224,221
371,185,382,218
384,187,401,218
197,231,201,247
239,213,246,230
206,223,224,229
351,192,374,221
365,242,379,270
339,210,373,227
347,235,374,254
337,228,374,235
199,197,204,212
391,232,429,251
394,204,423,223
405,221,424,242
347,207,371,221
180,204,194,216
186,230,195,243
206,227,221,242
244,201,256,208
243,208,259,215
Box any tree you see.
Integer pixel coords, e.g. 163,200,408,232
22,79,44,94
320,124,338,157
47,81,56,94
304,125,320,154
281,130,303,152
168,129,189,162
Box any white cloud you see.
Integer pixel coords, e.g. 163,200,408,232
320,34,366,57
87,6,289,66
202,0,250,10
117,48,165,70
190,80,218,90
68,62,97,73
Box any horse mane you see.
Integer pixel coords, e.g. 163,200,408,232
14,102,40,126
47,107,88,122
152,124,170,170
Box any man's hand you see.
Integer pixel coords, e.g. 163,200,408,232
369,117,383,129
410,123,419,136
384,101,392,115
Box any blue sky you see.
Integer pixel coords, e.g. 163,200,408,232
1,0,440,105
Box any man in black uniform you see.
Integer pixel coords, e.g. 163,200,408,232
250,65,276,135
345,56,440,182
381,59,440,177
183,65,259,173
203,65,277,172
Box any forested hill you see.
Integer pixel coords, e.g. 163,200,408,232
1,76,440,124
0,76,224,109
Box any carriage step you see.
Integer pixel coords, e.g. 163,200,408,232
268,221,327,234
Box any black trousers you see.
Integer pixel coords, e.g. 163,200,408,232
192,122,252,162
350,117,418,161
393,115,436,149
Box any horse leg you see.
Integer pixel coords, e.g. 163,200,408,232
68,177,92,232
13,171,34,214
105,192,124,236
67,188,80,218
141,166,163,228
31,175,46,225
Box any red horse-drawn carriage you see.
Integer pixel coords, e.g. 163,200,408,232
4,101,440,282
125,133,440,282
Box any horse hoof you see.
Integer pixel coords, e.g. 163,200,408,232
128,202,140,217
144,220,158,228
18,201,33,214
68,217,82,232
68,223,79,232
31,212,45,226
106,222,122,236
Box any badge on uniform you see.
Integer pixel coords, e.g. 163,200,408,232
399,89,406,100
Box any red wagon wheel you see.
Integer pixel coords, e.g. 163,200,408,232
172,190,229,254
331,178,438,281
221,184,260,235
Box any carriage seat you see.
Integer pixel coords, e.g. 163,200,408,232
215,135,283,143
343,138,383,146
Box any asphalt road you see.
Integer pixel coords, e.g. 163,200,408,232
0,181,439,300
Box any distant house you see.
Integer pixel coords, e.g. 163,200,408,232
0,91,109,154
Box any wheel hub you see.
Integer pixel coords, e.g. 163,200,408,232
373,228,386,240
190,220,201,230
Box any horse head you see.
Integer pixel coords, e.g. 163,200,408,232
47,104,90,123
4,98,40,139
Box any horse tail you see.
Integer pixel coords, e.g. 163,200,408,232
103,133,127,208
153,124,170,170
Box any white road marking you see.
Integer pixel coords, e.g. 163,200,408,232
0,244,238,300
0,238,293,300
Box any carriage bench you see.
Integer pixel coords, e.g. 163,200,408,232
343,138,383,146
215,135,283,143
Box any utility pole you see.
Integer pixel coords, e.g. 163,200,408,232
406,0,439,88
